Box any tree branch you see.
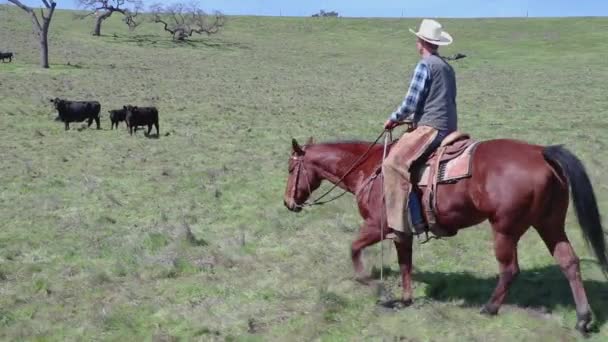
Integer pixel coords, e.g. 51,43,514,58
123,6,142,31
150,3,225,41
42,2,56,31
97,10,113,21
74,11,96,20
8,0,42,31
74,0,141,33
75,1,138,16
113,7,127,15
153,17,174,35
8,0,33,13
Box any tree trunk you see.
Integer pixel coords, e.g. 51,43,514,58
93,17,103,36
9,1,56,68
39,30,49,68
173,29,189,41
93,11,113,36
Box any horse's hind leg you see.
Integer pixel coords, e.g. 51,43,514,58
351,223,382,284
482,225,525,315
534,222,592,334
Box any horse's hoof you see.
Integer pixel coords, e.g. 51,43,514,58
575,321,591,338
400,298,413,307
377,299,412,310
480,304,498,316
575,311,592,336
354,275,373,286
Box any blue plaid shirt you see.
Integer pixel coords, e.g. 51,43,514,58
389,61,430,122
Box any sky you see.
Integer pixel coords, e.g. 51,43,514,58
4,0,608,18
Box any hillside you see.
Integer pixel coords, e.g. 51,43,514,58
1,5,608,341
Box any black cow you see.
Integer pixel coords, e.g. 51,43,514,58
124,105,159,136
108,108,127,129
0,52,13,63
50,98,101,131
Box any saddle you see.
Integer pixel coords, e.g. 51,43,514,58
413,131,479,235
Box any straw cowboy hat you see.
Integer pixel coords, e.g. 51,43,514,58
409,19,453,46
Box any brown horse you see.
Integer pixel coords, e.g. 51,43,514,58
283,135,607,334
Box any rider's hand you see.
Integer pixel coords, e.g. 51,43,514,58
384,119,400,130
404,121,415,132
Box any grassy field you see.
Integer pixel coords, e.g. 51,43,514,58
1,5,608,341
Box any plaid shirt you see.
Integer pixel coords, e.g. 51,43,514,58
389,61,430,122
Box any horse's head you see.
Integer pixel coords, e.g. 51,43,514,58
284,137,321,212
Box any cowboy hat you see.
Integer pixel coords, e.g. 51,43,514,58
409,19,453,46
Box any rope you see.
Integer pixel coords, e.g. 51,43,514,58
380,133,390,282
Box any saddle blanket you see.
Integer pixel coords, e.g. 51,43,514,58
417,142,479,187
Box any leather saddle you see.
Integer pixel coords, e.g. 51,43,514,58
413,131,480,235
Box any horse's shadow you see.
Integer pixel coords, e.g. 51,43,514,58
399,262,608,328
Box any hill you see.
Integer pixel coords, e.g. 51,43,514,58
1,5,608,341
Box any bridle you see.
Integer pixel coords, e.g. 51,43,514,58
288,154,314,208
289,129,398,283
289,129,389,209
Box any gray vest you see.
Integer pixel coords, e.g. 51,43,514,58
413,54,457,132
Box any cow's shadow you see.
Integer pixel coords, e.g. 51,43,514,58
144,133,160,139
405,262,608,328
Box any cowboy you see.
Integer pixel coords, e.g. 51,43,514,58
383,19,457,239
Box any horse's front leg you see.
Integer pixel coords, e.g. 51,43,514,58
351,223,382,284
394,235,414,305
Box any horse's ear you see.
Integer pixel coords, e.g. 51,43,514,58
292,138,304,155
306,136,314,145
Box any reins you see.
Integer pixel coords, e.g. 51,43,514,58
295,129,389,208
291,128,396,285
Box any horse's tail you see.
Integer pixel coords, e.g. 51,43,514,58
543,145,608,275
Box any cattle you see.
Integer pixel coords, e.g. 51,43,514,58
0,52,13,63
124,105,159,136
108,108,127,129
50,98,101,131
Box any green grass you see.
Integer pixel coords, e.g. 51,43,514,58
1,5,608,341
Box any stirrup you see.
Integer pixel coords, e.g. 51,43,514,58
418,231,442,244
410,222,427,236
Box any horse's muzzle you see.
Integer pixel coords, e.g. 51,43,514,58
284,199,302,212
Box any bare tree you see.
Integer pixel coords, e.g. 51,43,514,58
150,2,225,41
8,1,56,68
75,0,142,36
